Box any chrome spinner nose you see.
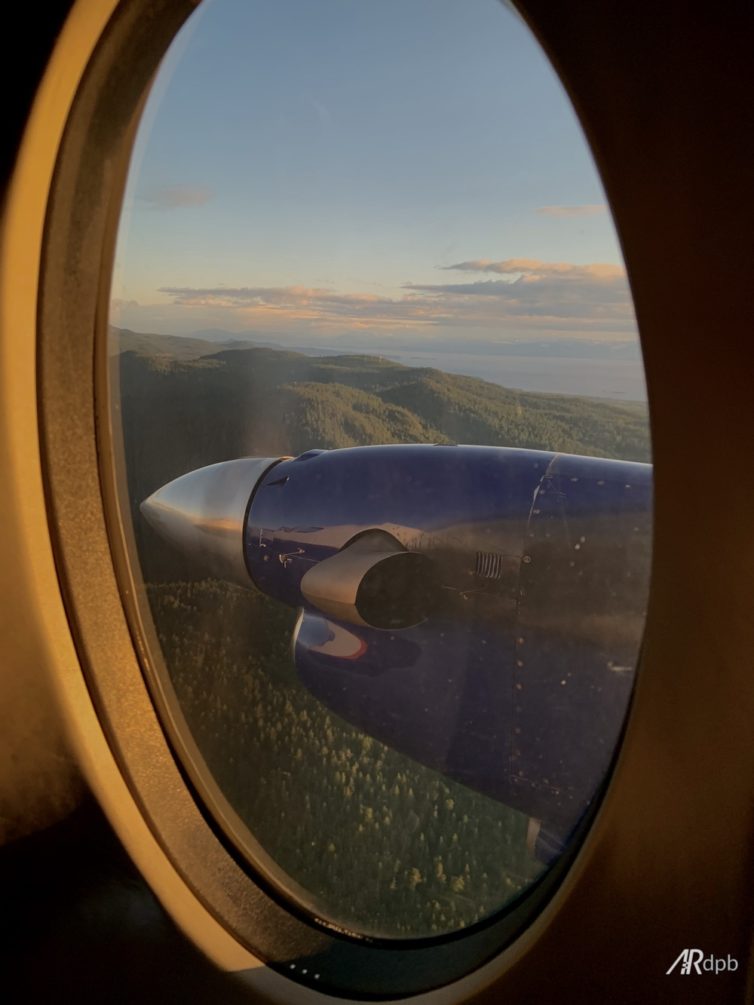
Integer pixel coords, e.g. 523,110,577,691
140,457,282,586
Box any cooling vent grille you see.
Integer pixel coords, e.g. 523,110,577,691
475,550,504,580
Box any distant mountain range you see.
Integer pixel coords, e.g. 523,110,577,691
180,328,643,360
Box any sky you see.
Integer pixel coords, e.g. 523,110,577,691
110,0,638,351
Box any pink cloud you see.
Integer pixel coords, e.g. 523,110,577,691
536,204,608,218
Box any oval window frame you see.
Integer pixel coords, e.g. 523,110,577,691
35,0,647,998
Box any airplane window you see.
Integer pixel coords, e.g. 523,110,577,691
107,0,651,942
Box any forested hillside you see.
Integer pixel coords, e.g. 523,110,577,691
149,579,539,937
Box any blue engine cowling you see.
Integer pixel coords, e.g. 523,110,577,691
243,445,652,858
142,443,652,862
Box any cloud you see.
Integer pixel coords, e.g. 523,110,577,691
401,279,632,327
536,204,608,218
158,257,636,336
401,258,633,330
158,285,440,329
140,185,213,209
442,259,624,280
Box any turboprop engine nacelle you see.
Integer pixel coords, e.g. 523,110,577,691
142,444,652,861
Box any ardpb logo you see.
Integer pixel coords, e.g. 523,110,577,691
666,949,738,975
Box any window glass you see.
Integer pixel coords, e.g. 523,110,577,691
109,0,651,938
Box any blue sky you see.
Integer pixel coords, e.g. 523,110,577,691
111,0,637,347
